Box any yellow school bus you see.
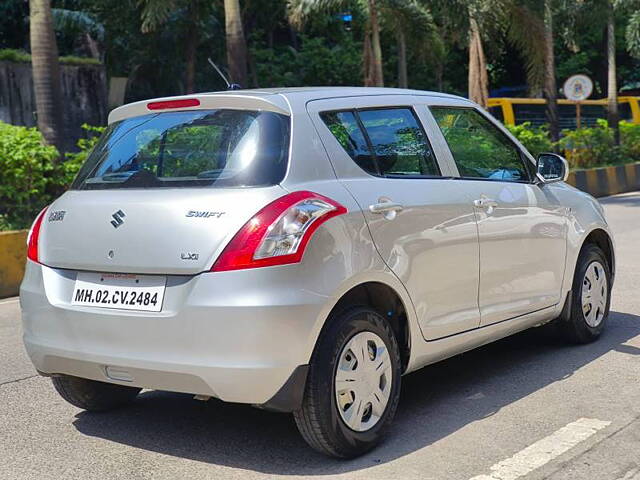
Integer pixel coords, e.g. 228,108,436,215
487,97,640,128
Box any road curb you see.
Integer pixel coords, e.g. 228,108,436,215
0,230,27,299
567,162,640,197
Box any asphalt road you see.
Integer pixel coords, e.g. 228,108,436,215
2,192,640,480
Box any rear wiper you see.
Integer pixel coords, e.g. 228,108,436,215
99,172,136,182
197,169,234,179
121,169,161,187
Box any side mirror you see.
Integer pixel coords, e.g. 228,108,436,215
536,153,569,184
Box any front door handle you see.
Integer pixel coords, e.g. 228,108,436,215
473,197,498,214
369,198,403,220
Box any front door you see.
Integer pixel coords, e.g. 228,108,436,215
308,97,481,340
429,106,567,326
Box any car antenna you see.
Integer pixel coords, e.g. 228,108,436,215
207,58,242,90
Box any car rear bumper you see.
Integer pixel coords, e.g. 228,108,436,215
20,261,327,408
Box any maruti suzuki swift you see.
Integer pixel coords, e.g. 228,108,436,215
20,87,615,458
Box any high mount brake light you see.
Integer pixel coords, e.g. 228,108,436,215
147,98,200,110
27,206,48,263
211,191,347,272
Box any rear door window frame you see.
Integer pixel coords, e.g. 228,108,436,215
320,105,445,180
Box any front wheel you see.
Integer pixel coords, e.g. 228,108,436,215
294,306,402,458
560,244,612,344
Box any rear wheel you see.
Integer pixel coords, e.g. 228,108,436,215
560,244,611,344
294,306,402,458
52,375,141,412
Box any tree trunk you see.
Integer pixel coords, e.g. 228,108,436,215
607,3,619,144
184,2,198,94
435,56,444,91
369,0,384,87
363,27,374,86
397,30,407,89
29,0,64,155
543,0,559,143
224,0,247,87
468,17,488,108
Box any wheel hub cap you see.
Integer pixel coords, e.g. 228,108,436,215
334,331,392,432
581,261,608,328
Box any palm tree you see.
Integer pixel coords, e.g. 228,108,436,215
139,0,201,93
467,15,488,107
224,0,248,86
543,0,560,143
29,0,64,154
606,1,618,144
383,0,440,89
571,0,640,144
430,0,507,108
288,0,386,86
289,0,438,88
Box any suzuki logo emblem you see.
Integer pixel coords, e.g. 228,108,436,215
110,210,126,228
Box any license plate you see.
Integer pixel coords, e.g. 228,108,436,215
72,272,166,312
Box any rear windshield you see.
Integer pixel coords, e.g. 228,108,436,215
71,109,290,190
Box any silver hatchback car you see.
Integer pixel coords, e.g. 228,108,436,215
21,87,615,458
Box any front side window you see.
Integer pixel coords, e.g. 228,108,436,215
321,107,440,178
430,107,530,182
72,109,290,190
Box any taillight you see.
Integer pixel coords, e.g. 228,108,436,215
211,191,347,272
27,206,48,263
147,98,200,110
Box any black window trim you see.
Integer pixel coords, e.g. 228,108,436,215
429,105,537,185
320,105,447,180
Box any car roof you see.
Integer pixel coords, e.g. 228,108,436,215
108,87,469,124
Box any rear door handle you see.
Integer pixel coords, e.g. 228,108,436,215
369,198,403,220
369,202,404,214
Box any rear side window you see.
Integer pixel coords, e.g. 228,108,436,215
320,111,377,174
430,107,531,183
72,109,290,190
321,107,440,178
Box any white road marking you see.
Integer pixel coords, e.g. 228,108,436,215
470,418,611,480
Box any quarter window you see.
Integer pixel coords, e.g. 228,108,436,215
321,107,440,178
319,111,377,175
430,107,530,182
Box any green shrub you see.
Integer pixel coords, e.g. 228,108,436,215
0,48,101,65
53,124,105,190
0,122,104,230
0,48,31,63
620,121,640,162
0,122,58,230
506,122,553,158
558,119,623,169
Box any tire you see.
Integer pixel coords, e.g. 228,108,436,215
560,244,612,344
294,306,402,458
52,375,141,412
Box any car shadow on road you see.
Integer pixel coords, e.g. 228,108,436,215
72,311,640,475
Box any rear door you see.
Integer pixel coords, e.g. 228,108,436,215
428,106,567,326
308,96,481,340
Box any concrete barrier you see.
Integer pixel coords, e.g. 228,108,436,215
0,230,27,298
567,162,640,198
